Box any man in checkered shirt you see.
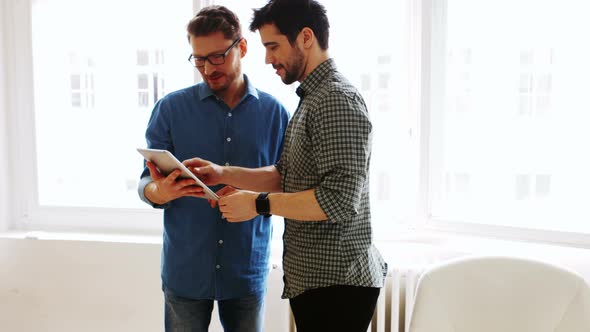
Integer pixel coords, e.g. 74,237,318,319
184,0,388,330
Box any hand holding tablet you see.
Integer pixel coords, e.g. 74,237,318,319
137,148,219,201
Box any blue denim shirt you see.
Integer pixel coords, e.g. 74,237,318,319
138,75,289,300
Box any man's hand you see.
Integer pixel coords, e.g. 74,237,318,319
183,157,224,186
216,186,259,222
144,161,204,205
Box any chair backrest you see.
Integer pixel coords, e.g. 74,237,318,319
408,256,590,332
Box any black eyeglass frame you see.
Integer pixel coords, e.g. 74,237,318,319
188,37,242,68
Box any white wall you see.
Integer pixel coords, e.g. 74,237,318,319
0,238,291,332
4,235,590,332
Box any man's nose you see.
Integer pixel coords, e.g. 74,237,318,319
265,51,273,65
203,60,218,75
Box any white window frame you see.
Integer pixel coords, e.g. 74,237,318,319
420,0,590,247
3,0,209,234
2,0,186,234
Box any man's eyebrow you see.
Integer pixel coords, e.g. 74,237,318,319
262,41,279,47
194,48,226,57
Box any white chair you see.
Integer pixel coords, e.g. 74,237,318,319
408,256,590,332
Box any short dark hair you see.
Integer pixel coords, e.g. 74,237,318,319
187,5,242,42
249,0,330,50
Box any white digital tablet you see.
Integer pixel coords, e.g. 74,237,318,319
137,148,219,201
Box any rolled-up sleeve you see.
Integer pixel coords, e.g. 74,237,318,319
311,89,372,223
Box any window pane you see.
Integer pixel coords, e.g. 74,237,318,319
431,0,590,233
320,0,416,238
71,92,81,108
225,0,415,239
32,0,194,208
536,174,551,197
138,92,149,107
515,174,531,200
137,74,148,90
70,74,81,89
136,50,149,66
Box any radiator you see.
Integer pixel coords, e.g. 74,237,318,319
282,266,427,332
369,267,426,332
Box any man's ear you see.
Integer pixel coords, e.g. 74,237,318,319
300,27,315,49
238,38,248,58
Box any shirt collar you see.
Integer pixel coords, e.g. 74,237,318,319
197,74,259,101
296,58,336,98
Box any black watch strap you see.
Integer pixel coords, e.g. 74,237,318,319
255,192,271,217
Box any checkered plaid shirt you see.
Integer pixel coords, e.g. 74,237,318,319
276,59,388,299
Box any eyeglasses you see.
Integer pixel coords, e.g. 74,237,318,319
188,37,242,68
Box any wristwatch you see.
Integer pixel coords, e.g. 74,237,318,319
255,192,271,217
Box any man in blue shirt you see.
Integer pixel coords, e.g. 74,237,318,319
137,6,289,332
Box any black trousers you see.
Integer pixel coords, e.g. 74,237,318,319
289,285,380,332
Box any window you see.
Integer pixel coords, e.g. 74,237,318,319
68,53,95,109
0,0,200,230
428,0,590,236
6,0,300,232
515,174,552,201
29,0,196,213
518,48,554,116
136,49,167,108
447,49,473,113
4,0,589,244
